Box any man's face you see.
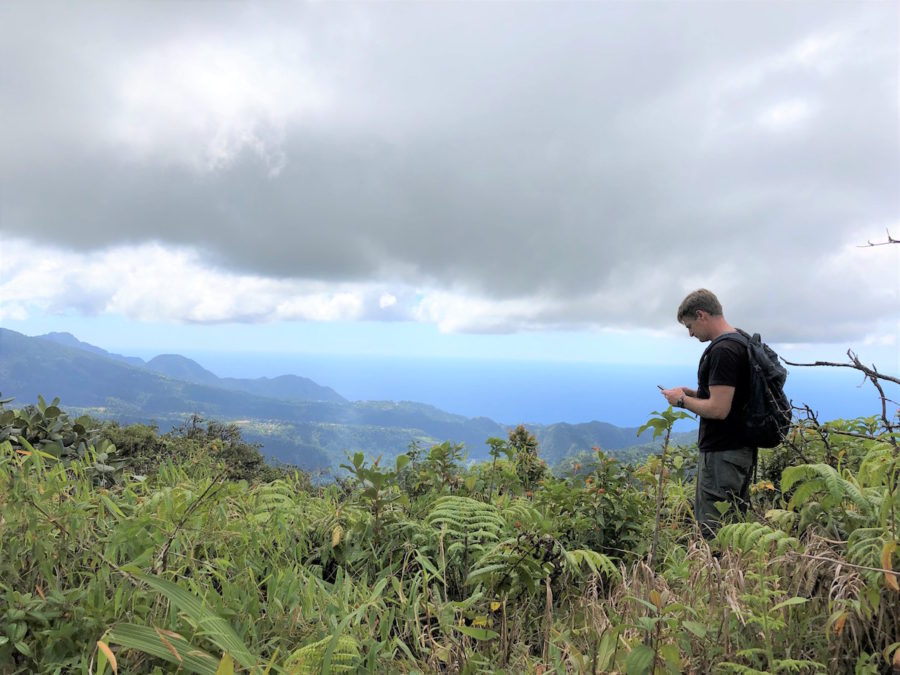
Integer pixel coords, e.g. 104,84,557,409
682,311,710,342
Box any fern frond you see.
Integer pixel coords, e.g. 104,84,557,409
847,527,887,574
770,658,826,672
716,660,769,674
468,539,546,593
427,496,506,545
785,477,825,511
783,463,874,516
382,516,431,548
498,498,547,531
564,548,621,580
284,634,360,673
765,509,798,533
717,522,799,555
248,480,300,524
858,442,895,487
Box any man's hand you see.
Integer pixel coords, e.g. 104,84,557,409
661,387,687,407
659,385,734,419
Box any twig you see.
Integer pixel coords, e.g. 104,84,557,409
816,427,899,443
798,405,833,459
542,575,552,665
782,354,900,387
496,535,541,592
649,425,672,570
785,350,898,448
791,553,897,576
857,229,900,247
24,495,71,538
154,468,227,574
783,347,900,539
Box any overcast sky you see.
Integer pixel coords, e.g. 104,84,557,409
1,1,898,369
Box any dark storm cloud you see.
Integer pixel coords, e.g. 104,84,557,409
1,1,897,340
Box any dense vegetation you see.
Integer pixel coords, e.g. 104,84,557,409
1,379,898,673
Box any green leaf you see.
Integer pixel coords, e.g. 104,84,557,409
636,616,658,632
681,620,707,638
100,494,126,519
595,630,619,671
395,454,410,471
415,552,442,579
771,597,808,612
637,418,668,439
106,624,218,675
215,653,234,675
454,625,499,641
626,595,660,614
130,571,257,669
714,500,732,516
625,644,654,675
96,645,110,675
659,643,681,672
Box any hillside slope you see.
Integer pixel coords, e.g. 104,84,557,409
1,329,691,469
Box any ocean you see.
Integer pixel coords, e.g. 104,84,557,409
190,353,888,430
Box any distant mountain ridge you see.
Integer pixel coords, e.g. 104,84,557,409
1,329,693,470
40,331,145,367
40,333,345,404
143,353,347,404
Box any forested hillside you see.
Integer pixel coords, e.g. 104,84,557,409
0,329,684,471
1,352,897,674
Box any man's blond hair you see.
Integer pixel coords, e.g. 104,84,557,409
677,289,723,323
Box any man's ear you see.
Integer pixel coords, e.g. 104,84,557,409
695,310,707,321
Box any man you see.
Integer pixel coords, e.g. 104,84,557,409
661,289,755,538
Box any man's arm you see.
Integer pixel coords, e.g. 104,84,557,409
663,385,734,420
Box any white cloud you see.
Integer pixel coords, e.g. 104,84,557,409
413,291,544,334
0,2,897,350
0,239,373,324
758,99,813,131
2,234,897,348
111,38,332,174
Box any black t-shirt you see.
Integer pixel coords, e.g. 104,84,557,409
696,334,750,452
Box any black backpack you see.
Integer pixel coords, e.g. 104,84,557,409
708,329,792,448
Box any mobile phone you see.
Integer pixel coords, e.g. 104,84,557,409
657,384,665,390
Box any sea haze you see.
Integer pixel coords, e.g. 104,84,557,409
189,353,880,429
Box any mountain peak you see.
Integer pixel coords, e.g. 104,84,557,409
146,354,220,385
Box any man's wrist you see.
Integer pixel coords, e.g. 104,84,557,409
677,395,686,408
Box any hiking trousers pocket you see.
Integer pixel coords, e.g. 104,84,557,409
695,449,755,535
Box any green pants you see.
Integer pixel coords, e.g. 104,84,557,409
695,448,755,539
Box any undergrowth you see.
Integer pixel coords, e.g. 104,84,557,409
0,393,897,674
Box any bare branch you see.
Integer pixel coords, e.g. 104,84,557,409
818,426,899,443
784,349,898,452
791,552,899,576
782,355,900,386
857,228,900,248
796,404,833,459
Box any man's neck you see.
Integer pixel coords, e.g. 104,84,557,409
707,317,736,341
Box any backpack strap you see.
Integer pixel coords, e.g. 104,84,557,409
700,329,749,362
703,330,762,474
